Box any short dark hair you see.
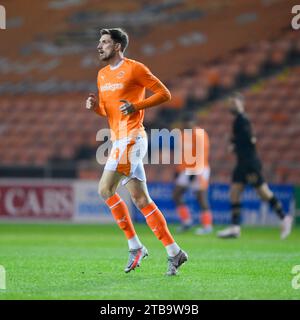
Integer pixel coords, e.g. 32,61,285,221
100,28,129,52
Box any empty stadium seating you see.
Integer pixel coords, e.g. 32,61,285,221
0,0,297,92
198,66,300,184
0,1,299,185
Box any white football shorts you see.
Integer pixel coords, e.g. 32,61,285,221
104,135,148,185
175,167,210,191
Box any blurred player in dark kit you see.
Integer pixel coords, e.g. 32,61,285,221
218,93,293,239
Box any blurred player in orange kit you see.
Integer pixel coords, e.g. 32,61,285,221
173,114,213,234
86,28,188,276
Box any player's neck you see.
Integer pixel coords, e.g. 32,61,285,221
108,54,124,69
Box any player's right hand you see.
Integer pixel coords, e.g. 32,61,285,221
86,93,97,110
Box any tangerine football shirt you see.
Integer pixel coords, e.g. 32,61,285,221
177,127,210,173
94,58,171,140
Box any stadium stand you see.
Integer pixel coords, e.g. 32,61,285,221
198,65,300,185
0,0,299,184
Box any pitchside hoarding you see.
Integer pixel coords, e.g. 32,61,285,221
0,180,74,219
73,181,132,222
0,180,132,223
0,180,295,225
133,183,295,225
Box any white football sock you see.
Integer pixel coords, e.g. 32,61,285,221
165,242,181,257
128,235,143,250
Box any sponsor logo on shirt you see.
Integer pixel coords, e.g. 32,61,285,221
100,82,124,92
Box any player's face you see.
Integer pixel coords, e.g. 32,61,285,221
97,34,117,61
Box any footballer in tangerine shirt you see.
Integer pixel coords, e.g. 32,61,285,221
177,124,210,174
173,114,213,235
86,28,188,276
95,57,171,140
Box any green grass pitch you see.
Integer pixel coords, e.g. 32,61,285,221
0,223,299,300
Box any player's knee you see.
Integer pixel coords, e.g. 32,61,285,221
98,184,115,200
256,188,270,201
173,195,180,204
173,191,182,205
173,197,181,206
230,191,239,203
172,189,177,198
132,194,150,209
129,188,151,209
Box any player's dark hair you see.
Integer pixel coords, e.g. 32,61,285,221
100,28,129,52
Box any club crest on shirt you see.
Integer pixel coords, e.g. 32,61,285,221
116,71,125,79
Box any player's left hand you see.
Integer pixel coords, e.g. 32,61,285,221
119,100,136,115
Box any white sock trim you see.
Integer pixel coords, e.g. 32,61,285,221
144,208,157,218
109,199,122,209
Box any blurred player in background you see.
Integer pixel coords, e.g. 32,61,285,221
217,93,293,239
173,114,213,235
86,28,188,276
